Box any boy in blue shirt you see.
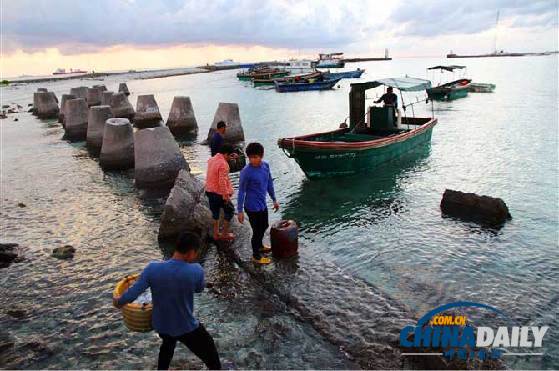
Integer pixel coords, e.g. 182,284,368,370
237,142,279,265
113,233,221,370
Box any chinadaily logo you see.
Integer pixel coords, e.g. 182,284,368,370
400,301,549,361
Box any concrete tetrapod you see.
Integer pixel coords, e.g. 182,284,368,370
110,92,135,121
100,118,135,170
206,102,244,143
36,92,59,119
118,82,130,96
69,86,88,101
63,98,88,141
87,105,113,155
101,91,113,105
86,87,103,107
166,96,198,137
32,88,48,115
134,126,189,189
59,94,76,123
134,94,163,128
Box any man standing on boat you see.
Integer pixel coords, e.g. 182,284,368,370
210,121,227,157
375,86,398,108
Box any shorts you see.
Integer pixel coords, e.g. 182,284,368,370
206,192,234,221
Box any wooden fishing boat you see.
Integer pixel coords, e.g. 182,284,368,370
426,65,471,100
237,68,288,81
274,77,341,93
278,78,437,178
253,71,322,87
323,68,365,79
468,82,496,93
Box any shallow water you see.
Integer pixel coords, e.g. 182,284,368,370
1,56,558,369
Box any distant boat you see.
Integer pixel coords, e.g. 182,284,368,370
52,68,87,75
274,77,341,93
316,52,345,68
253,71,322,87
468,83,496,93
283,59,316,74
426,65,471,100
323,68,365,79
214,59,255,69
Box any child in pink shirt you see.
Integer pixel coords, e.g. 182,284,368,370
205,144,235,241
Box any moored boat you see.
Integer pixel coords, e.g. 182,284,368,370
468,82,496,93
426,65,471,100
316,52,345,68
277,78,437,178
237,67,288,81
323,68,365,79
274,77,341,93
253,71,322,87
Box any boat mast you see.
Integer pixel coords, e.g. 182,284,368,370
493,10,500,54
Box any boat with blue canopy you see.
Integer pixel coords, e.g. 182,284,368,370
277,77,437,178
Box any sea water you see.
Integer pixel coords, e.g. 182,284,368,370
1,56,557,369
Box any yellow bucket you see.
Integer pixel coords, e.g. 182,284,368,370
113,274,153,332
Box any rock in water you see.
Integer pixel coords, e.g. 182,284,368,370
206,102,245,143
63,98,88,141
440,189,512,225
36,92,59,119
118,82,130,96
134,126,188,189
134,94,162,128
69,86,88,101
101,91,113,105
109,92,135,120
100,118,135,170
158,169,212,241
86,105,113,155
58,94,76,124
52,245,76,259
37,88,48,92
86,87,103,107
0,243,20,268
166,96,198,137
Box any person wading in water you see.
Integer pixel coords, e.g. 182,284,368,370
113,233,221,370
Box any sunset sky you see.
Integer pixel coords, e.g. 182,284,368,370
2,0,558,78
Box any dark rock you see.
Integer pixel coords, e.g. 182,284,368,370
0,243,19,268
2,104,9,109
441,189,512,225
13,118,18,122
17,202,26,207
6,309,26,320
27,103,33,107
51,245,76,259
158,169,212,242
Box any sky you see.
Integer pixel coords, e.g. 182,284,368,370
1,0,558,77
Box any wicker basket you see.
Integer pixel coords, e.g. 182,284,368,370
113,273,153,332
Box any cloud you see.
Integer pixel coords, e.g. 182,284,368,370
1,0,373,55
388,0,558,37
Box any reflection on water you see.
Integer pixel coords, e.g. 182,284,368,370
283,145,431,234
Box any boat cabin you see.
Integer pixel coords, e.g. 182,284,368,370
348,78,433,136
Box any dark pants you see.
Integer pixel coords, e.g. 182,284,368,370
246,208,269,259
206,192,234,221
158,324,221,370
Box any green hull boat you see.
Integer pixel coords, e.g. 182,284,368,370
278,77,437,178
426,78,471,100
278,120,436,178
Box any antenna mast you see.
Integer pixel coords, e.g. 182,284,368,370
493,10,500,54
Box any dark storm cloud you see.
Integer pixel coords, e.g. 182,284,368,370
1,0,368,54
390,0,558,37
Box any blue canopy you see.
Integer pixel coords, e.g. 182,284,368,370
350,77,431,92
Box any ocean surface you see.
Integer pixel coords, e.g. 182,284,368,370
1,56,557,369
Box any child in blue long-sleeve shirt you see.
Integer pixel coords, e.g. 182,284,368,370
237,142,279,265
